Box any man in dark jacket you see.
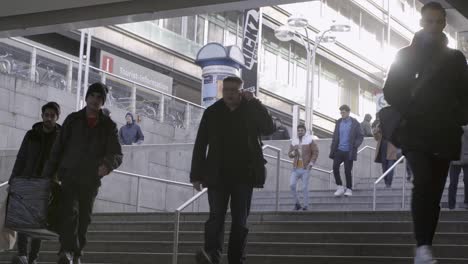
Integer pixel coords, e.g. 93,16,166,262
119,112,144,145
190,76,274,264
9,102,61,264
270,118,290,140
42,83,123,264
361,113,373,137
329,105,364,197
383,2,468,263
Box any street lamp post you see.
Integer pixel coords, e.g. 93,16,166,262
275,18,350,136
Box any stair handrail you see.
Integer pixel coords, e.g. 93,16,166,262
112,170,193,212
171,144,281,264
372,155,407,211
265,145,376,190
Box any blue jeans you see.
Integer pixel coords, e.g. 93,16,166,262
448,164,468,209
290,168,310,207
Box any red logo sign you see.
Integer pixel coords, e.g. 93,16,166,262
101,55,114,73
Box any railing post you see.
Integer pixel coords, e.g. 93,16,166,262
66,60,73,92
329,171,332,190
101,71,106,84
402,158,407,209
173,210,181,264
373,184,377,211
131,85,137,115
369,150,372,179
30,47,37,82
159,95,165,123
136,177,141,212
275,149,281,212
184,103,191,130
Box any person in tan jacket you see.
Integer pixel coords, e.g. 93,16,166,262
288,124,319,210
372,116,398,188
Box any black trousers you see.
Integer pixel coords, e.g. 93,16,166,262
58,180,99,257
17,233,41,260
332,150,354,189
406,151,450,246
204,184,253,264
448,164,468,209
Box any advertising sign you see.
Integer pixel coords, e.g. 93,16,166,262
100,50,173,94
242,8,262,95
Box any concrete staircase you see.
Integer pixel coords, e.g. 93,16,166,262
1,211,468,263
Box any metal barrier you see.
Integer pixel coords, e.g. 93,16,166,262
112,170,193,212
372,155,407,211
171,144,281,264
3,37,206,129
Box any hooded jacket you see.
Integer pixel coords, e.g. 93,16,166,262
383,31,468,159
10,122,61,182
42,108,123,186
119,113,144,145
288,132,319,169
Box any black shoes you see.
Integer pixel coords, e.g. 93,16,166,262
293,203,302,211
11,256,28,264
57,252,73,264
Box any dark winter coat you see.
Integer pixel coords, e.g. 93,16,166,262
190,98,275,188
42,108,123,186
383,31,468,160
10,122,61,182
329,117,364,161
119,113,144,145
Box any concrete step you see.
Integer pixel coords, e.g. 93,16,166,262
92,210,468,222
86,220,468,233
1,252,467,264
83,230,468,244
251,202,410,211
35,241,468,258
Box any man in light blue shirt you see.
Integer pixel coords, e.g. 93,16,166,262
329,105,364,197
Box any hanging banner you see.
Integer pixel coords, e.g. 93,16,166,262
242,8,262,95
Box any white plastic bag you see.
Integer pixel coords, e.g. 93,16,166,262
0,187,16,251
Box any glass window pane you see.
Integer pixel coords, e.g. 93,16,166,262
208,22,224,43
186,16,196,41
196,16,206,45
225,30,237,46
163,17,183,35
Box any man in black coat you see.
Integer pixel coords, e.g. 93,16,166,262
383,2,468,263
329,104,364,197
190,76,274,264
42,83,123,264
9,102,61,264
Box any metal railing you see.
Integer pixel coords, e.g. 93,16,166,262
2,37,206,129
372,155,407,211
264,145,376,190
112,170,193,212
171,145,281,264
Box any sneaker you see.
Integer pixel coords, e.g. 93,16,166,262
302,206,308,211
344,188,353,197
12,256,28,264
334,186,345,196
293,203,302,211
195,249,213,264
57,252,73,264
414,245,438,264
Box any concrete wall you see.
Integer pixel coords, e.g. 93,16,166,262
0,73,199,150
0,73,409,213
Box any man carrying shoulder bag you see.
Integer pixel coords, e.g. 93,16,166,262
382,2,468,263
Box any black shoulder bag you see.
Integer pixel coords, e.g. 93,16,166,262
380,48,451,148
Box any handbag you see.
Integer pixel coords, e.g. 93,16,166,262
380,48,452,148
0,187,16,251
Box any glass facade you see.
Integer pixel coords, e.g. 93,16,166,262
116,0,461,122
